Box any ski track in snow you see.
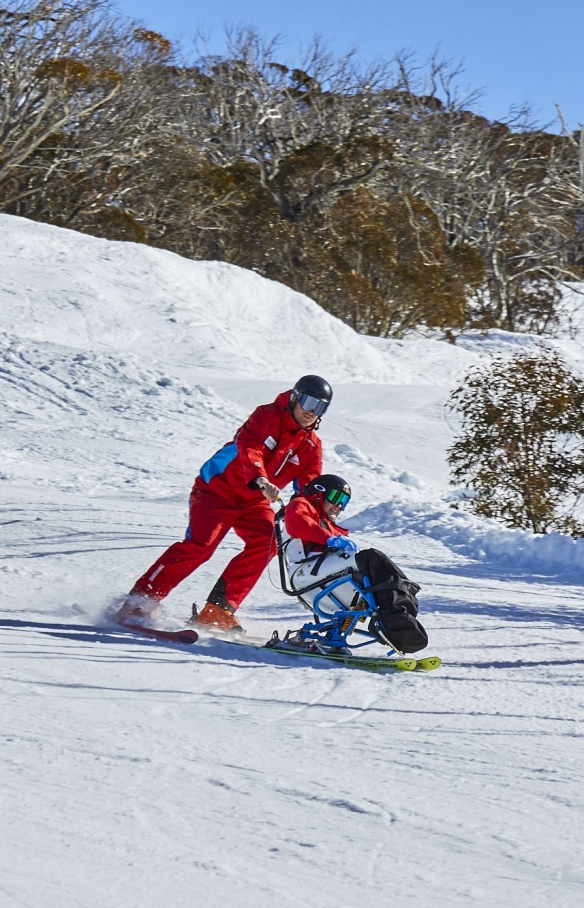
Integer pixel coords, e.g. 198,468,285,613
1,214,584,907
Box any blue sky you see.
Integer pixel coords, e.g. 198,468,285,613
113,1,583,132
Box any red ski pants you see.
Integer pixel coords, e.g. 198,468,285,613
131,485,277,609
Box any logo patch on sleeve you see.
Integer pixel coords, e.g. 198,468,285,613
264,435,277,450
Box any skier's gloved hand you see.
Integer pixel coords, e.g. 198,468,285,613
326,536,358,553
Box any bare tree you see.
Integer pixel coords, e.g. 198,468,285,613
388,81,584,332
0,2,122,196
168,29,400,221
0,0,179,226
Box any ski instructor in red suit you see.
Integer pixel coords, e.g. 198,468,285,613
115,375,332,632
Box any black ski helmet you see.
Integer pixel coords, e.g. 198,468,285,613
304,474,351,510
290,375,333,418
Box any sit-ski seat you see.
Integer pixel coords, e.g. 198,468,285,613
273,506,428,657
277,528,385,652
285,539,364,618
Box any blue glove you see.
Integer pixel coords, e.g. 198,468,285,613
327,536,358,554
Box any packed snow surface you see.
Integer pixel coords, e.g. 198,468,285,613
1,214,583,907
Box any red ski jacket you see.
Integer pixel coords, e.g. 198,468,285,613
195,391,322,505
285,493,350,551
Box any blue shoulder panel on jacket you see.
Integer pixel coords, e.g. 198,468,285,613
199,442,238,484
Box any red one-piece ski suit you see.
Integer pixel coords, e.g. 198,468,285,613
130,391,323,610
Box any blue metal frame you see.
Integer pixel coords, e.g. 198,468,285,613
296,573,397,656
273,504,398,656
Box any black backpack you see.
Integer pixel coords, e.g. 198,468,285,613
355,548,429,653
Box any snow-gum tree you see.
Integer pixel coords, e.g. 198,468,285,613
447,348,584,535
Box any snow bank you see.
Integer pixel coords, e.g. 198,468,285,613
1,214,481,385
349,498,584,576
340,444,584,578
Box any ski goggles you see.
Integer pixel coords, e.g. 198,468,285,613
325,488,351,510
296,393,329,417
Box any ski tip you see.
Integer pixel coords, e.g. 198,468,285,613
173,629,200,644
395,658,417,671
124,624,199,644
415,655,442,671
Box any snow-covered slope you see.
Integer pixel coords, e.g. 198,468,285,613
2,213,464,383
1,214,583,908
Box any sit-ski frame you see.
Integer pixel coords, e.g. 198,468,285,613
274,505,401,656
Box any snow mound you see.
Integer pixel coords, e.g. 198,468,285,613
2,214,482,385
342,446,584,579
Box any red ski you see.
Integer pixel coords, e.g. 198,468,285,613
124,624,199,644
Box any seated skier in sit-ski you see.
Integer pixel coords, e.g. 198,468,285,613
283,474,429,654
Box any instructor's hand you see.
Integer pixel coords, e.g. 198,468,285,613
256,477,280,502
